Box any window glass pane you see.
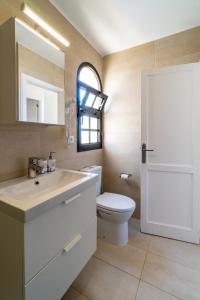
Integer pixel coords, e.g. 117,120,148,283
93,96,103,110
85,93,96,107
97,131,101,142
90,131,98,143
79,86,87,105
81,116,89,129
79,66,100,90
81,130,89,144
90,117,98,130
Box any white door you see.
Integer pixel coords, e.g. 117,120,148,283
141,63,200,243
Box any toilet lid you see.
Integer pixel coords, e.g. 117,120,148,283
97,192,135,212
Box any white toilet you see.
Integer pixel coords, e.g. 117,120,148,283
81,165,136,245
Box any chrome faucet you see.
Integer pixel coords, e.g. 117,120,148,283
28,157,43,178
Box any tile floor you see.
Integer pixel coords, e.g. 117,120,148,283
62,218,200,300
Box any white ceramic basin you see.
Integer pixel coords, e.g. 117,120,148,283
0,169,97,222
1,170,86,201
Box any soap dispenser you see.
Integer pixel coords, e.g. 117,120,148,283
47,152,56,172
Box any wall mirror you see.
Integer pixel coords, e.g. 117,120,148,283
15,19,65,125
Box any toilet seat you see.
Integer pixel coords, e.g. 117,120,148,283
80,165,136,245
97,192,135,213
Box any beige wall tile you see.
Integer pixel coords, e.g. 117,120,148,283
73,257,139,300
0,0,103,182
103,26,200,218
142,253,200,300
0,124,41,180
155,32,185,66
183,27,200,56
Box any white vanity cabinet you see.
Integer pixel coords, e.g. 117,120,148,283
0,181,97,300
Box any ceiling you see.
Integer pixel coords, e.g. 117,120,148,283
49,0,200,56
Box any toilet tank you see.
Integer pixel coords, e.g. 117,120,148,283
80,165,102,196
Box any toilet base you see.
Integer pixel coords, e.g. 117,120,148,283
97,216,128,245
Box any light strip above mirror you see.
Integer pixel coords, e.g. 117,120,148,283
21,3,70,48
15,18,61,51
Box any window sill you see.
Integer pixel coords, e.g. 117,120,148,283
77,143,102,152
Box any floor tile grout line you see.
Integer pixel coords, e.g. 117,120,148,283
94,255,142,300
99,233,148,253
127,240,150,252
133,232,151,299
72,286,91,300
72,259,182,300
139,230,151,279
139,236,184,300
142,232,184,300
134,279,142,300
136,230,198,300
141,279,184,300
137,222,200,273
147,249,200,273
94,224,150,280
138,233,184,300
72,218,200,300
93,255,141,281
131,221,151,300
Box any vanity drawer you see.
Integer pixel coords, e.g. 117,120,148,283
24,184,96,283
25,218,96,300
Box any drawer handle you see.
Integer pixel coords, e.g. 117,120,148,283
63,234,82,253
64,193,81,205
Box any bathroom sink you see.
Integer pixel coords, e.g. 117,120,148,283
0,169,97,222
1,170,86,201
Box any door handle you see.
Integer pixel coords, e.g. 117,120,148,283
142,143,154,163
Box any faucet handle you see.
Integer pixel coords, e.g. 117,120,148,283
28,157,39,165
49,152,56,159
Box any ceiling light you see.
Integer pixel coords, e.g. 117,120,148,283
21,3,70,47
15,18,61,51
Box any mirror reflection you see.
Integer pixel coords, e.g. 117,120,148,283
15,19,65,125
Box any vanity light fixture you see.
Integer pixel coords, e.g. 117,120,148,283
21,3,70,47
15,18,61,51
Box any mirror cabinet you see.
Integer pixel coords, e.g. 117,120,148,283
0,18,65,125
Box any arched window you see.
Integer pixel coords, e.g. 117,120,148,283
77,63,107,151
